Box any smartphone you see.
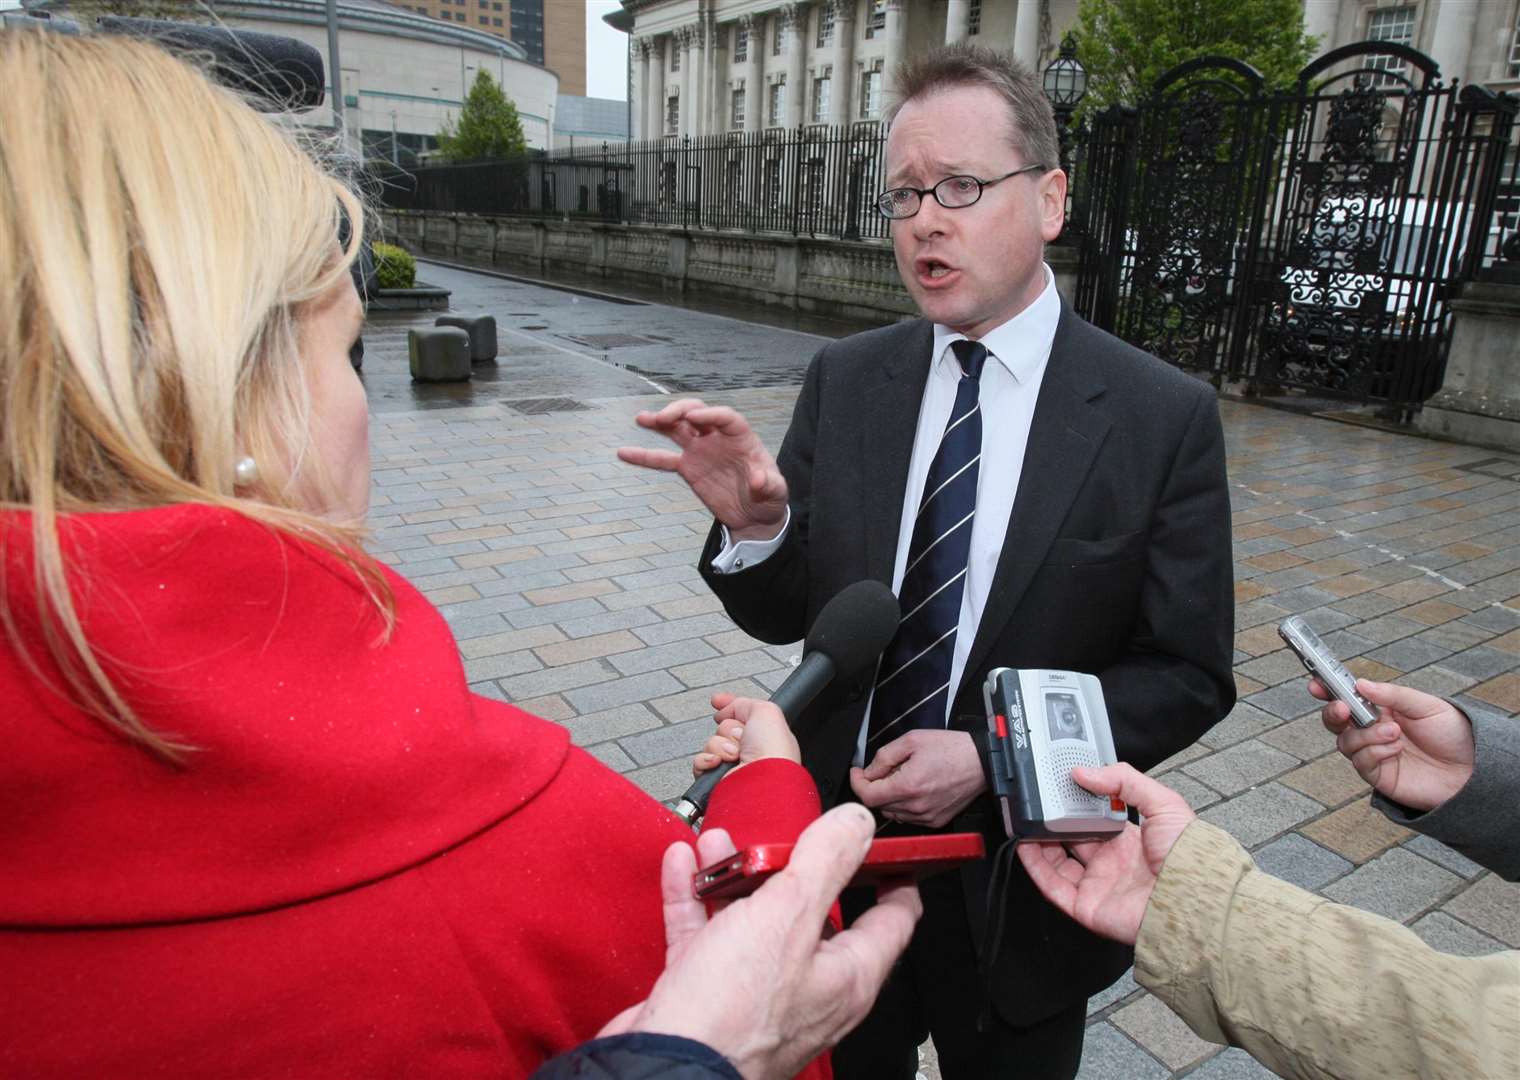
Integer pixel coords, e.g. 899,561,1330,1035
1278,615,1379,728
693,833,986,900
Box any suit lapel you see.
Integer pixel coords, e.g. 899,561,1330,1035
961,307,1111,687
861,321,934,587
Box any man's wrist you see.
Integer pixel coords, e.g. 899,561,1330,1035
727,515,787,542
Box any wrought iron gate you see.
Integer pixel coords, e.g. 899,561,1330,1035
1073,42,1517,412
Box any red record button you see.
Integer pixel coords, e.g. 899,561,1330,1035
1110,798,1126,813
995,714,1007,738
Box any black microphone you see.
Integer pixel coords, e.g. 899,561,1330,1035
96,17,327,111
673,580,900,826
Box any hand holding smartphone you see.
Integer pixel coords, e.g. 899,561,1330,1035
693,833,985,900
1278,615,1379,728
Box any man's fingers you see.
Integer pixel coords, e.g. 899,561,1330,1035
1017,843,1080,913
710,691,738,713
1337,720,1399,757
635,399,709,430
775,803,876,923
1354,678,1445,719
616,446,684,472
819,881,921,1003
660,841,708,952
695,826,738,866
1071,763,1184,819
859,739,911,781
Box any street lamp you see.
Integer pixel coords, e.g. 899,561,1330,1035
1041,33,1087,174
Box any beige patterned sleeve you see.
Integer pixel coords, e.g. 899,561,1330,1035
1134,820,1520,1080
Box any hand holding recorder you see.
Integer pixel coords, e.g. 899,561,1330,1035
1016,764,1196,945
1311,677,1476,813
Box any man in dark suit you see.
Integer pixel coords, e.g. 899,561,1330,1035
619,43,1235,1080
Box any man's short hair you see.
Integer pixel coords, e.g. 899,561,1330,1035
887,43,1060,176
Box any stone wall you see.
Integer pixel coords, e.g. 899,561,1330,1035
376,210,1082,324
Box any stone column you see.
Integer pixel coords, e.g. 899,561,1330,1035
743,14,764,133
785,3,809,129
690,22,709,137
707,15,727,135
945,0,969,44
679,28,695,138
634,39,651,141
649,37,666,138
883,0,907,97
830,0,856,127
1428,0,1478,85
1012,0,1040,68
1301,0,1339,56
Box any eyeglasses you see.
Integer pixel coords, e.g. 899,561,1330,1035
875,164,1048,220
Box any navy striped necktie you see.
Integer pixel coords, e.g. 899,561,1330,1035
867,339,988,755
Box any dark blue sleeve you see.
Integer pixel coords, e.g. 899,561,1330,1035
529,1033,744,1080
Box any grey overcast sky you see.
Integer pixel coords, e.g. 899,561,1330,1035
585,0,628,101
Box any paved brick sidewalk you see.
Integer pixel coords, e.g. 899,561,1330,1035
365,290,1517,1079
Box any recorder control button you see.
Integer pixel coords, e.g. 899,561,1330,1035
995,714,1007,738
1110,798,1126,813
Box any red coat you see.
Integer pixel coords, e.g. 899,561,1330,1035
0,506,821,1077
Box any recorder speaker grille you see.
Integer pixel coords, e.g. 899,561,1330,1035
1048,745,1102,809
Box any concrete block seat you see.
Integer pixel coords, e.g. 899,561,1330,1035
435,314,498,363
409,327,471,382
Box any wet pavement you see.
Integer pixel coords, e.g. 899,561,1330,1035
359,259,862,409
362,261,1519,1080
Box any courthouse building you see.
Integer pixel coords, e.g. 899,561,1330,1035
610,0,1520,142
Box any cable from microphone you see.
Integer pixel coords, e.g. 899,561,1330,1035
674,580,900,826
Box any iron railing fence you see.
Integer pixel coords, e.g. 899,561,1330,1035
370,123,891,242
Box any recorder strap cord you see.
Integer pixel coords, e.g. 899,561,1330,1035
976,835,1019,1032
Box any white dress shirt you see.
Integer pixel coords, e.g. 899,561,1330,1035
712,265,1062,764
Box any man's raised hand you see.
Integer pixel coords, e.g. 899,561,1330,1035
618,399,788,540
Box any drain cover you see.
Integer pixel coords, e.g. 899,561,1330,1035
559,333,661,349
505,397,592,415
1454,457,1520,480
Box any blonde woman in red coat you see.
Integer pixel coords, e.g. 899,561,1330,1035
0,27,916,1080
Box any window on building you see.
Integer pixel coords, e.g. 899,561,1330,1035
773,15,784,55
861,68,882,118
672,43,680,71
1509,12,1520,77
817,4,834,48
479,14,488,23
968,0,981,35
494,2,502,8
478,0,486,7
493,16,503,25
812,75,831,123
764,157,782,210
865,0,886,40
1367,5,1416,85
769,77,786,126
666,95,679,134
735,24,748,61
732,87,746,128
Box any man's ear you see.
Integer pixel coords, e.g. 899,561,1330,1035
1039,169,1068,243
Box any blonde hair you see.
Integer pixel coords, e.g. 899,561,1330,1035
0,28,393,760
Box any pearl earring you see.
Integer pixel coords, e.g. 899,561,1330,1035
234,456,259,486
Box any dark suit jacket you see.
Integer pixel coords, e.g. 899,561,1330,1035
699,305,1236,1022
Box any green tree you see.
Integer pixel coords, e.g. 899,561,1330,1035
1073,0,1318,117
436,69,528,162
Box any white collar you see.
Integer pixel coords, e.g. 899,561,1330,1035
930,263,1061,383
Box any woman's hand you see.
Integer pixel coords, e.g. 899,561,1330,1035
692,693,800,777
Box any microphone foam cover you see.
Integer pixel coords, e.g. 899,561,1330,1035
97,18,326,111
804,580,900,679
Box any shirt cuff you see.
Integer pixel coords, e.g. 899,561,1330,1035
709,506,790,574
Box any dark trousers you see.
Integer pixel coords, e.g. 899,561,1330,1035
832,869,1086,1080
